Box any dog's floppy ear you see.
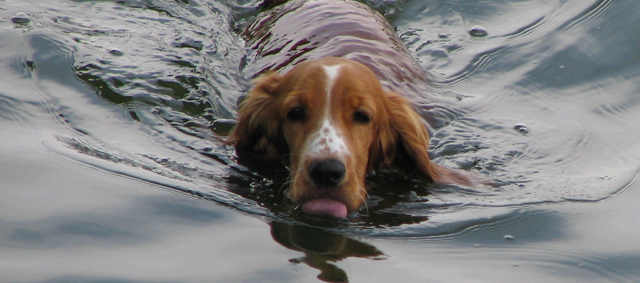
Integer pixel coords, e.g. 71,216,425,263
372,91,473,187
227,72,287,159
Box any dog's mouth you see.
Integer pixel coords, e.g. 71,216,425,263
301,198,349,218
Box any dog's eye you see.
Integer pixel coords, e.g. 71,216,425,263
353,110,371,124
286,107,305,121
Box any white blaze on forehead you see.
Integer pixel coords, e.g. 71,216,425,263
304,64,349,157
323,65,341,93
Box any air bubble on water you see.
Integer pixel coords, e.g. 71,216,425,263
514,123,529,134
12,12,30,24
109,49,124,56
468,25,488,37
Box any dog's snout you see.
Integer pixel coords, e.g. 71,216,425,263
308,159,346,188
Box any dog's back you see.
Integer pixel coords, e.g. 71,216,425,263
243,0,430,97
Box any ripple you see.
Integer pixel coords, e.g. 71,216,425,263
0,94,31,123
558,0,616,33
46,134,278,219
430,47,507,87
488,245,640,282
502,16,546,39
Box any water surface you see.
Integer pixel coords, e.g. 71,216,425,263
1,0,640,282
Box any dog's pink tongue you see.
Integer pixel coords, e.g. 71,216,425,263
301,199,348,218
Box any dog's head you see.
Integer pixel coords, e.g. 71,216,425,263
228,57,471,218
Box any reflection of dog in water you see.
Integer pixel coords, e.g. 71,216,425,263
270,221,384,282
228,0,476,218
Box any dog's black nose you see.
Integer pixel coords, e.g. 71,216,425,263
308,159,346,188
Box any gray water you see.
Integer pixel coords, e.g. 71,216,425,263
2,0,640,282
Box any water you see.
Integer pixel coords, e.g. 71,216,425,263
1,0,640,282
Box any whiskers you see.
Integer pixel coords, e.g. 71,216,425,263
277,174,294,206
268,152,294,206
358,186,370,216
